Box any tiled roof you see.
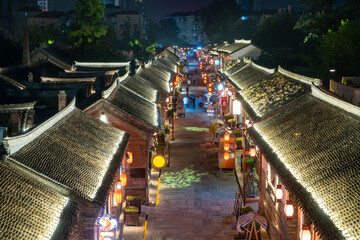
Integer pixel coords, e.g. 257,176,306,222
121,75,158,103
223,60,248,76
9,108,129,203
137,68,170,93
107,84,160,129
217,39,251,54
155,57,177,73
227,64,272,91
249,94,360,239
165,49,180,63
241,72,310,118
31,47,74,70
0,162,78,240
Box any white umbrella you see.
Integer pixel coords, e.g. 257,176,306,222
237,212,268,240
211,119,224,125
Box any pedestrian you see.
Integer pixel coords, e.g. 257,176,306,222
193,78,196,86
187,79,191,86
195,96,199,109
183,96,189,108
190,96,195,109
199,96,203,108
186,86,189,95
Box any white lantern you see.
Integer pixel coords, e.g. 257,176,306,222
275,185,283,202
300,225,311,240
284,200,294,220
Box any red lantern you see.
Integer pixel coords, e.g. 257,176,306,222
284,200,294,220
250,146,256,157
120,173,127,187
224,152,229,160
114,189,122,204
224,143,229,151
224,133,230,142
126,152,133,164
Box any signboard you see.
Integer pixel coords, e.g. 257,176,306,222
97,215,117,240
233,100,241,115
214,59,220,65
221,97,227,110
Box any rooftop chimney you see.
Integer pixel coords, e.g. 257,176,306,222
58,90,67,111
28,72,33,82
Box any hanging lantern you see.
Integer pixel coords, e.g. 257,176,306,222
120,173,127,186
114,189,122,204
275,185,283,202
126,152,133,164
224,152,230,160
250,146,256,157
300,225,311,240
284,200,294,220
224,143,229,151
224,133,230,141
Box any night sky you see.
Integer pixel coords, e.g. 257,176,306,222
147,0,301,22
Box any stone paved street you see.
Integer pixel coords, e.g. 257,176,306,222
144,74,239,239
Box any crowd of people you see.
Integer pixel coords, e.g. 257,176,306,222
182,95,204,109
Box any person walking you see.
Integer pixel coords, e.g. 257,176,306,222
195,96,199,109
193,78,196,86
183,96,189,108
186,86,189,95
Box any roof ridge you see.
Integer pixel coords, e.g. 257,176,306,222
311,83,360,117
0,101,36,111
278,66,321,86
102,71,129,99
3,98,76,155
251,61,275,74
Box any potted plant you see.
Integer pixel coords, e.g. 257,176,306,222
127,196,144,213
124,206,139,226
155,142,166,155
164,124,170,135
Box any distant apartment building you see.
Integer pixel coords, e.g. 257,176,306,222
166,12,206,46
115,11,144,40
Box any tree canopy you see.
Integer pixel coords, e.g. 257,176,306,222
68,0,108,48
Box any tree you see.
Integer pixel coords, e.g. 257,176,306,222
317,19,360,79
67,0,107,51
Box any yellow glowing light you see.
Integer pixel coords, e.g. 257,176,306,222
224,152,230,160
152,155,166,169
224,133,230,141
224,143,229,151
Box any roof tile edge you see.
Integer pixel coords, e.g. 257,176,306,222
3,98,76,155
278,66,321,86
311,83,360,117
102,71,129,99
234,39,252,44
251,61,275,74
74,61,131,68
